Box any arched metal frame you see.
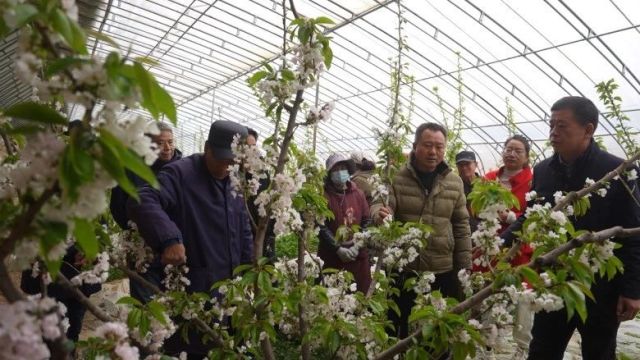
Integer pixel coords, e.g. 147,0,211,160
1,0,639,170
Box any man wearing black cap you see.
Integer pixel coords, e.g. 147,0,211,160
455,150,480,232
128,120,254,357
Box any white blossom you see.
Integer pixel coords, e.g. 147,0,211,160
525,190,537,202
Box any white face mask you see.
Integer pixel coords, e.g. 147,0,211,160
330,169,350,185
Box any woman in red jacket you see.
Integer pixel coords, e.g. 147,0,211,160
484,134,533,266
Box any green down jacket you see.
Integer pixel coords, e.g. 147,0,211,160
371,162,472,273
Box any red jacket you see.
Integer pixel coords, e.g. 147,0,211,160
474,166,533,269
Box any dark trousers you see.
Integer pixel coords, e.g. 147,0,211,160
528,280,620,360
388,270,459,339
62,297,87,342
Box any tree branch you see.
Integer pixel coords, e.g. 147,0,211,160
0,259,25,302
374,225,640,360
0,186,58,259
289,0,300,19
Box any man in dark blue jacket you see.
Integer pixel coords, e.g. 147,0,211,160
127,120,253,357
110,122,182,303
502,96,640,360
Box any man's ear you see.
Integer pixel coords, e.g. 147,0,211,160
585,123,595,138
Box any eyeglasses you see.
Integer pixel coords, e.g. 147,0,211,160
503,148,525,155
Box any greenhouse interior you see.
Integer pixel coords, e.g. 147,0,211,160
1,0,639,359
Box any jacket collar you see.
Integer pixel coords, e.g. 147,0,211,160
407,152,450,178
549,139,599,172
496,166,532,186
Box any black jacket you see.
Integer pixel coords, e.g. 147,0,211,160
110,149,182,229
503,141,640,299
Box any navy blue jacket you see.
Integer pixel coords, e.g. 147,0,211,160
110,149,182,229
127,153,253,293
503,141,640,299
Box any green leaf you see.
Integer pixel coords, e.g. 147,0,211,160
14,4,39,28
85,29,121,50
247,71,268,86
69,139,95,184
133,63,176,124
68,20,88,54
119,148,158,188
97,133,138,200
147,301,167,325
4,102,67,125
257,271,271,292
519,266,541,286
281,68,295,81
74,218,98,261
314,16,335,25
117,296,143,307
233,263,253,276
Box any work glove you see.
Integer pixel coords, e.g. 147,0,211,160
336,246,357,262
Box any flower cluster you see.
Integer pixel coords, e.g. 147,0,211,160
0,132,64,200
504,285,564,313
109,228,155,274
92,322,140,360
471,217,503,269
304,101,335,125
254,170,306,236
0,296,69,360
367,173,390,205
228,135,276,198
291,43,325,83
570,241,617,273
379,227,426,271
71,251,110,285
163,264,191,292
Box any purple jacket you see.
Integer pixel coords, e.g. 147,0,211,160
127,154,253,293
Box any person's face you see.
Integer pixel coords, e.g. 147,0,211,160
456,161,477,182
246,134,257,146
549,108,594,161
413,129,446,172
153,130,175,162
204,144,234,180
502,139,528,171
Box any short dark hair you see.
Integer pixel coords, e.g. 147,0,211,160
550,96,599,130
414,122,447,145
247,127,258,140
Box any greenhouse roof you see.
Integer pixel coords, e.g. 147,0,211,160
2,0,639,170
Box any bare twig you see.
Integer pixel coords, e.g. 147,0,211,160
56,273,112,322
289,0,300,19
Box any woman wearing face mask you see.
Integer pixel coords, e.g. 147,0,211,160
318,153,372,293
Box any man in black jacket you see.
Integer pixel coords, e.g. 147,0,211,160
502,96,640,360
109,122,182,303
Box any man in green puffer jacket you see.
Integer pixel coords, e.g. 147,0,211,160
371,122,472,339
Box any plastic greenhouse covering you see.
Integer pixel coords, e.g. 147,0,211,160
1,0,639,170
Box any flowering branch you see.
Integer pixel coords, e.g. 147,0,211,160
375,224,640,360
119,266,226,348
0,185,58,258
